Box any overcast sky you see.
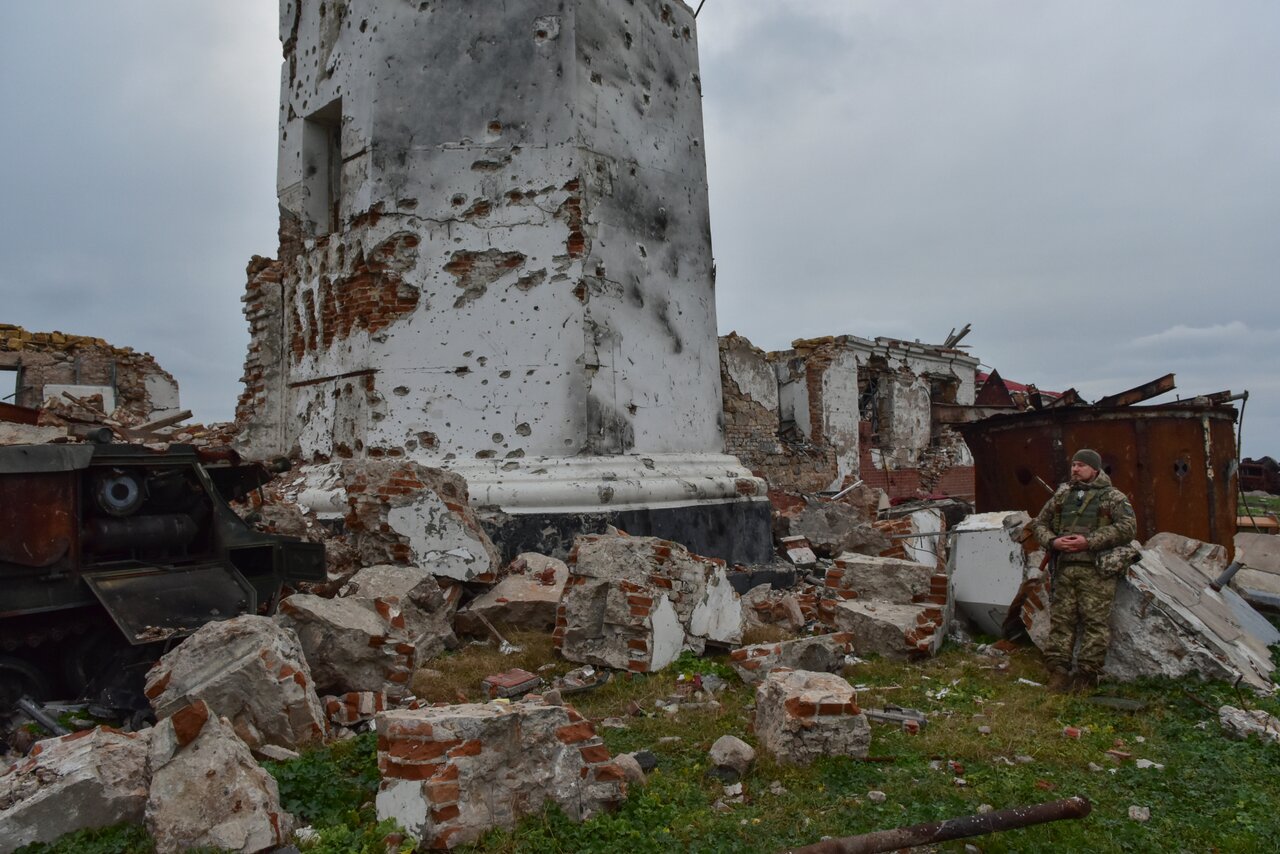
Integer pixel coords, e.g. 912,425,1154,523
2,2,1276,457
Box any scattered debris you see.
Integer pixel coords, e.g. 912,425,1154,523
779,535,818,567
556,532,743,672
1128,805,1151,823
863,706,928,730
322,691,387,729
482,668,542,699
728,633,856,685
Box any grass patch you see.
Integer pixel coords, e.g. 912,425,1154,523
15,824,155,854
410,631,564,703
462,642,1280,853
262,730,380,826
1239,492,1280,518
20,636,1280,852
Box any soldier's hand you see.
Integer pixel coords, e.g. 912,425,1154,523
1054,534,1090,553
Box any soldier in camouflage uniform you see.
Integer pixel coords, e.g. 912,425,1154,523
1030,449,1138,693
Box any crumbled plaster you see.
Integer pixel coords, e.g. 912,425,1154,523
237,0,765,524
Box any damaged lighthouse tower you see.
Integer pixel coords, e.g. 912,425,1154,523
238,0,771,563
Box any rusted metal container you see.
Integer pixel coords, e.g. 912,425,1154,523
957,404,1239,557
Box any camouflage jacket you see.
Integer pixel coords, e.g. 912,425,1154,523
1031,471,1138,572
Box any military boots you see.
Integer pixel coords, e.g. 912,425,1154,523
1047,668,1073,694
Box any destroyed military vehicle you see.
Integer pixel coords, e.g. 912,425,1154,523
0,441,324,711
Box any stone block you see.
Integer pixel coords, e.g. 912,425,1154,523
374,701,625,849
342,563,459,661
754,669,869,765
323,691,388,728
728,633,856,685
0,728,150,853
456,553,568,636
276,594,416,701
1020,537,1278,690
144,615,327,751
146,701,294,854
556,533,742,672
833,600,944,659
827,552,937,603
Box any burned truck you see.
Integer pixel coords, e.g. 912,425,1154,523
0,441,324,709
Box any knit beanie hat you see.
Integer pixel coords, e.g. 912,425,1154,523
1072,449,1103,471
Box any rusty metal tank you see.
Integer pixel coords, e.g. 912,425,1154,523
956,403,1239,556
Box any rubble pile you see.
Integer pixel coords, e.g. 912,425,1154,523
143,615,328,751
456,553,569,636
374,700,626,849
275,593,418,701
729,633,856,685
555,532,744,672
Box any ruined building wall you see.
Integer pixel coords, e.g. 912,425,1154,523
719,333,977,500
235,0,723,466
719,334,835,494
0,323,181,420
233,0,769,547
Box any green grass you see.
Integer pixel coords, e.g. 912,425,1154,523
16,640,1280,853
1239,492,1280,517
470,643,1280,853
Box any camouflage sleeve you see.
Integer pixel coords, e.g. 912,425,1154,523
1029,488,1064,549
1085,489,1138,552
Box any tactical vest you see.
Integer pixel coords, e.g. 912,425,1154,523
1054,487,1113,566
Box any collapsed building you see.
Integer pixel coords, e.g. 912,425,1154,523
232,0,770,565
0,324,181,423
719,332,979,500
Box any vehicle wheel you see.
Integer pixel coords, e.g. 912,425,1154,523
0,655,51,711
62,627,126,698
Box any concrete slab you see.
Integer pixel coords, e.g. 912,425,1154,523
949,511,1032,636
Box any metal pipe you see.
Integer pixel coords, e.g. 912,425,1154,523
17,698,71,737
782,795,1092,854
1210,561,1244,593
830,480,865,501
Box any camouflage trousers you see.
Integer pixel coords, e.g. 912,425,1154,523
1045,562,1118,675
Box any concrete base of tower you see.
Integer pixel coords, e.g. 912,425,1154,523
291,453,776,569
448,453,774,566
477,496,775,567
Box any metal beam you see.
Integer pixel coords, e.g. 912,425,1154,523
1094,373,1176,408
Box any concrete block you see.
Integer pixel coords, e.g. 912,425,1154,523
374,701,625,849
754,669,869,765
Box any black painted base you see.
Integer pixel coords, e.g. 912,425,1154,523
478,499,775,567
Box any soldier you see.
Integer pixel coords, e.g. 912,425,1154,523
1030,449,1138,693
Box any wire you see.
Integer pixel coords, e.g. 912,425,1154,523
1235,391,1258,526
695,0,707,17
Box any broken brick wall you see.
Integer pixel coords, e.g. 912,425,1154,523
233,0,728,475
0,323,181,420
719,332,977,501
720,333,836,493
